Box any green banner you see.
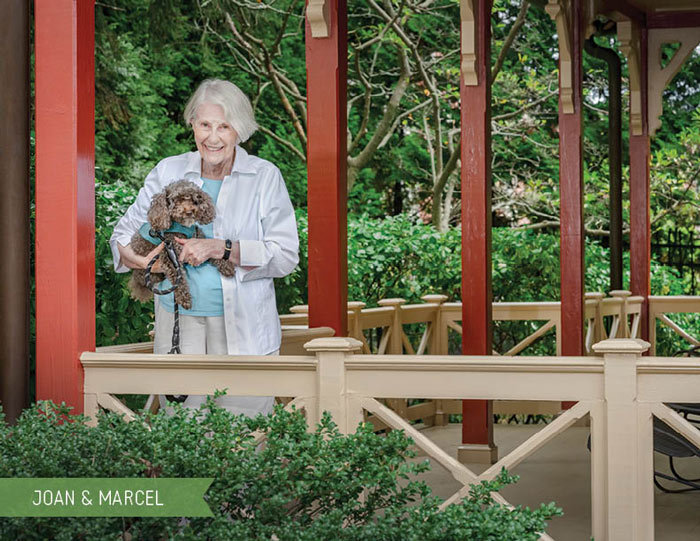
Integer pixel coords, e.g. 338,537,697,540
0,478,214,517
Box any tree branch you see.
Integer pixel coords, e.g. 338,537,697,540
347,43,411,191
258,125,307,161
491,1,531,83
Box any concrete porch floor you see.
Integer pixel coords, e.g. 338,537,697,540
414,423,700,540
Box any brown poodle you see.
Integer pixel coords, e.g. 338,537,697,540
128,179,236,309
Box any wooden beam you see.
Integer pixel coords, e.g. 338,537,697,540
35,0,96,413
629,27,650,342
557,0,584,363
0,0,31,423
306,0,348,337
460,0,497,465
648,11,700,29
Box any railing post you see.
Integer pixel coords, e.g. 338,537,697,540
377,298,408,419
585,292,605,350
648,299,657,356
378,298,406,354
610,290,632,338
592,338,652,541
422,294,449,355
304,337,363,434
422,294,449,426
84,392,99,428
347,301,367,348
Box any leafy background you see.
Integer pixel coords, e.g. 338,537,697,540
89,0,700,356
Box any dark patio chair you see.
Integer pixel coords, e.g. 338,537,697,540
653,344,700,493
653,417,700,493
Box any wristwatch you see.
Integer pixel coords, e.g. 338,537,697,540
223,239,232,261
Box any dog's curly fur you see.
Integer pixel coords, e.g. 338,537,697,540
128,179,236,309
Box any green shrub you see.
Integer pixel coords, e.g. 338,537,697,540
96,178,154,346
0,401,561,540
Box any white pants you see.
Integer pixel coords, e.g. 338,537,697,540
154,302,275,417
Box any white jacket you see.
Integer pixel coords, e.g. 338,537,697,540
110,146,299,355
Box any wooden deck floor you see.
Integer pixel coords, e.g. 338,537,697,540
415,423,700,540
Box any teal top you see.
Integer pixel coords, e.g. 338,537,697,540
142,178,224,316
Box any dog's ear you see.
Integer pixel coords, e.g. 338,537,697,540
147,191,171,231
196,190,216,225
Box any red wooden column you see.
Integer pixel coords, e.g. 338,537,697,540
305,0,348,336
35,0,95,413
460,0,497,464
629,28,650,342
557,1,584,366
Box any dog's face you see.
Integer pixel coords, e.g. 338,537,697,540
148,180,216,231
168,189,212,227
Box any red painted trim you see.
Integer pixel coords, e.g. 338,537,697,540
630,29,650,341
461,0,493,447
35,0,95,413
305,0,348,336
559,0,584,360
648,11,700,29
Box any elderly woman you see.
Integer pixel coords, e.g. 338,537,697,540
110,79,299,416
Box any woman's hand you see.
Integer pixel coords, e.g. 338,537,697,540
117,242,165,272
175,238,240,266
144,244,165,272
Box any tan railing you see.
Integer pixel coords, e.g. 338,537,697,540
649,296,700,356
81,337,700,541
96,326,336,356
281,291,643,358
281,292,643,422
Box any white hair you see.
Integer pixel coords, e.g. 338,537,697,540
183,79,258,143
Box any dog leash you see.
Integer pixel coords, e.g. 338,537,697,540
144,229,184,355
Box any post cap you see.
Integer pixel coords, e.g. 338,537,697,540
585,292,605,300
304,337,363,352
609,290,632,298
378,298,406,306
421,294,449,304
289,305,309,314
347,301,367,309
592,338,650,355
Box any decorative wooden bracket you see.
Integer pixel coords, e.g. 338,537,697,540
618,20,643,136
648,28,700,135
307,0,329,38
460,0,478,85
546,0,574,113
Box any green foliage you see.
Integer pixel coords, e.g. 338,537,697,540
90,0,700,356
95,179,154,346
0,402,560,540
98,201,692,354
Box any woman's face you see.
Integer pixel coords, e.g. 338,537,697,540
192,103,238,172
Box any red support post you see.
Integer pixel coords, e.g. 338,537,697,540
459,0,497,464
630,28,650,342
559,1,584,364
305,0,348,337
35,0,95,413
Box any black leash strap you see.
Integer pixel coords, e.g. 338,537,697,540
144,229,184,355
